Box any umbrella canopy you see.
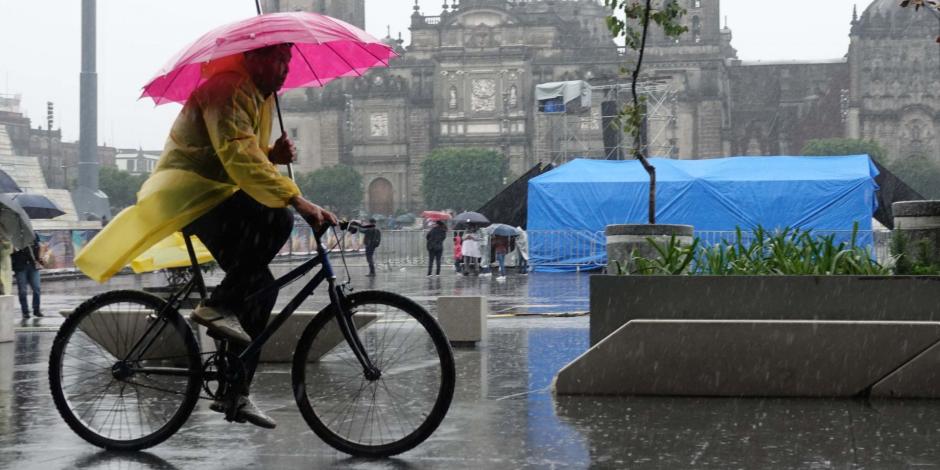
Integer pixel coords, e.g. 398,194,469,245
0,170,21,193
9,193,65,219
131,232,214,274
0,194,34,250
141,12,396,105
421,211,451,221
488,223,520,237
453,211,490,230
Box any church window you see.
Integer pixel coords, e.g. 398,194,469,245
290,128,298,139
693,0,701,8
692,16,701,43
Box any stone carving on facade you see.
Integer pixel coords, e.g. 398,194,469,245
370,112,389,137
448,86,459,110
507,85,518,109
471,79,496,113
465,25,499,48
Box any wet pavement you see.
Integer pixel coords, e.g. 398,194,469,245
4,263,940,468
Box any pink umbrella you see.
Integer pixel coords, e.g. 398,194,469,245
141,12,396,105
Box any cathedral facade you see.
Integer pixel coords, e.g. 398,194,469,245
264,0,938,215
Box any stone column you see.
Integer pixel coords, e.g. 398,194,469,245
892,201,940,269
605,224,694,274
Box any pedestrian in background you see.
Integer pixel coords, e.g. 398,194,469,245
12,235,43,319
515,227,529,274
492,234,509,279
361,218,381,276
461,230,481,275
426,220,447,276
453,232,463,274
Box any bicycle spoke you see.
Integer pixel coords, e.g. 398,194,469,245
51,292,200,449
298,293,453,455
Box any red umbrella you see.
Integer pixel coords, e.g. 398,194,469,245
141,12,396,105
421,211,452,221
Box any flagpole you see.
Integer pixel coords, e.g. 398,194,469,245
255,0,294,180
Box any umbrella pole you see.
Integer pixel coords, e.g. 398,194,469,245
255,0,294,181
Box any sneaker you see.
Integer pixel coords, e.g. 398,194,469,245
21,313,29,320
32,311,44,318
210,395,277,429
190,305,251,345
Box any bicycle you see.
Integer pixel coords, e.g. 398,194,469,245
48,222,456,457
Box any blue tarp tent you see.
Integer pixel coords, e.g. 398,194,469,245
527,156,880,271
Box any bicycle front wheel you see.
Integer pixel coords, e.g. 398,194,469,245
292,290,456,457
48,290,201,450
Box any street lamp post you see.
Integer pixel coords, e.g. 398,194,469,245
46,101,55,187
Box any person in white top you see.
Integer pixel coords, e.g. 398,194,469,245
515,227,529,274
460,230,482,275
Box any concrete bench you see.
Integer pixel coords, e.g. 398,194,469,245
554,319,940,398
437,296,487,347
0,296,14,343
59,309,377,363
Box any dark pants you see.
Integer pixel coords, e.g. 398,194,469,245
14,266,40,316
427,249,442,275
365,246,376,275
184,191,293,393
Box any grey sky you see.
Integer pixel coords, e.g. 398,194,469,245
0,0,863,151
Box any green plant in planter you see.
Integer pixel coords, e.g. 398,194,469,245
890,230,940,275
622,224,890,275
630,236,699,275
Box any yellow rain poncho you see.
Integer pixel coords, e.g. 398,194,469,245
75,59,300,282
130,232,214,274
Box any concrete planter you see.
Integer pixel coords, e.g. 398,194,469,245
605,224,694,274
590,275,940,346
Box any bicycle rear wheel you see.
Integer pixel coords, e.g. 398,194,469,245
48,290,201,450
292,290,456,457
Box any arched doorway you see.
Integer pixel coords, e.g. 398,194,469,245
368,177,394,215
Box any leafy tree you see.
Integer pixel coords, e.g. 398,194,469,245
422,148,508,212
295,164,363,218
801,138,940,199
99,166,147,212
605,0,687,223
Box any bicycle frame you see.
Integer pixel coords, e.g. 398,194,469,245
122,228,380,381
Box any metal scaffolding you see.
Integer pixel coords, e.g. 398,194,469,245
535,80,679,164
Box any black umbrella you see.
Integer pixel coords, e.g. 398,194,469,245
9,193,65,219
0,170,21,193
0,194,35,250
453,211,490,230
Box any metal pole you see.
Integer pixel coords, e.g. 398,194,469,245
254,0,294,180
79,0,98,191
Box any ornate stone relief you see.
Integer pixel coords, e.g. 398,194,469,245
471,79,496,113
370,112,389,137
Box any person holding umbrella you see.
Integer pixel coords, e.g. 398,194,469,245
11,235,43,319
77,44,336,429
425,220,447,276
75,12,396,430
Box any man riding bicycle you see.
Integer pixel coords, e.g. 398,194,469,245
75,43,337,429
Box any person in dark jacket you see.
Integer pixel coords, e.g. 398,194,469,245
426,221,447,276
360,218,381,276
12,236,42,319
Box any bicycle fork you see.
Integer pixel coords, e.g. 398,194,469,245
327,279,381,381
